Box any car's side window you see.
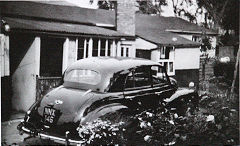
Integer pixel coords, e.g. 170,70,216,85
151,66,169,86
109,72,128,92
125,66,151,90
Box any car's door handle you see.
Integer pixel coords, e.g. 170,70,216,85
125,96,134,99
155,91,163,95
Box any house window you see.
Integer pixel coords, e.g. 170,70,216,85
121,47,124,56
136,49,151,60
192,35,201,42
119,45,130,57
125,66,151,89
159,46,174,76
160,46,170,59
160,47,165,59
169,62,173,72
126,47,129,57
92,38,98,57
77,38,85,60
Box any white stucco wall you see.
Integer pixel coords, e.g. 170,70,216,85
151,48,175,62
135,38,157,50
151,49,160,61
12,37,40,112
175,47,200,70
179,34,217,49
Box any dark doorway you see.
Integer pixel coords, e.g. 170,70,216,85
40,37,64,77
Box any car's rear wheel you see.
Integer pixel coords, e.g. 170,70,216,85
97,109,138,145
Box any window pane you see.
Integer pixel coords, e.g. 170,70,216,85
100,39,106,56
126,47,129,57
125,72,135,89
92,38,98,57
109,73,127,92
78,38,85,60
164,62,168,72
151,66,168,85
64,69,101,85
121,47,124,56
165,47,171,59
169,62,173,72
134,66,151,87
160,47,165,59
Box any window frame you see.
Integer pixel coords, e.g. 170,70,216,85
123,65,171,92
151,65,170,87
124,66,152,91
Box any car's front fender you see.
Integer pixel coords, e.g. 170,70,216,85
163,88,198,103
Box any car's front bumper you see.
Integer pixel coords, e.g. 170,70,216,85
18,122,85,145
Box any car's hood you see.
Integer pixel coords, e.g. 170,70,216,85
37,86,94,125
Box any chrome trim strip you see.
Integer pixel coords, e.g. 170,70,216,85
21,126,85,144
22,127,31,133
39,133,65,142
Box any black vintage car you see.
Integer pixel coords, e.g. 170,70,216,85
18,57,199,145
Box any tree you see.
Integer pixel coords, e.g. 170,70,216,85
171,0,200,23
98,0,167,15
97,0,115,10
196,0,239,34
136,0,167,15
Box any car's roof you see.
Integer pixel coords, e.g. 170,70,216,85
66,57,160,74
64,57,161,92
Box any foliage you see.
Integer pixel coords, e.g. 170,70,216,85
136,0,167,15
213,59,238,80
171,0,200,23
77,118,126,145
201,36,212,51
76,78,239,145
97,0,115,10
98,0,167,15
196,0,239,33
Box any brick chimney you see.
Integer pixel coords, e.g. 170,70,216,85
115,0,136,36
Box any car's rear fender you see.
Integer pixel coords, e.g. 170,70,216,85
80,103,129,125
73,92,125,123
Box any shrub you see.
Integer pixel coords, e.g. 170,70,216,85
213,60,235,79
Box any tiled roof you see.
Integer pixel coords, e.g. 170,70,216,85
0,1,115,26
137,29,200,47
0,1,215,34
3,17,129,38
0,1,209,45
136,14,217,35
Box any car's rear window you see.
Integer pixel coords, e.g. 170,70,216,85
64,69,101,85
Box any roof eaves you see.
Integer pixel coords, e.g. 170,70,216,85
166,29,218,35
10,28,131,39
137,35,201,48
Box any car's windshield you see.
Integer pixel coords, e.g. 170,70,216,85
64,69,101,85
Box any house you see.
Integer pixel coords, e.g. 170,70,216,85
0,1,136,112
0,0,213,112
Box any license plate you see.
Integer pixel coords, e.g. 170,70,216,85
43,106,57,124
